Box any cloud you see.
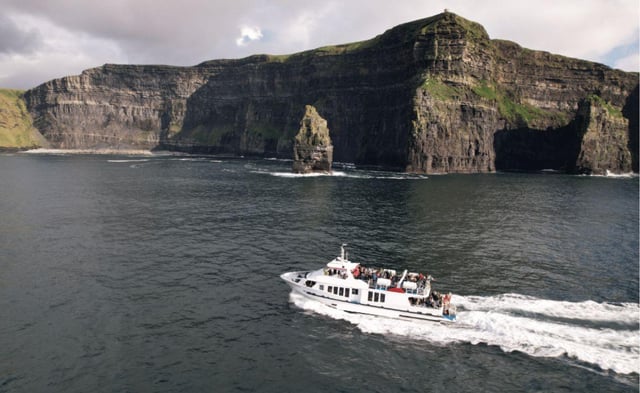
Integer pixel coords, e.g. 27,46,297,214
236,26,263,47
462,0,639,66
0,0,637,89
0,11,125,89
0,14,43,55
614,52,639,72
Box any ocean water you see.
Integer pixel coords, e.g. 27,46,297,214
0,153,638,392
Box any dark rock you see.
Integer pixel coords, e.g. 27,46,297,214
573,96,633,174
292,105,333,173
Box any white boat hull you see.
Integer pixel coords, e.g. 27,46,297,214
281,270,456,324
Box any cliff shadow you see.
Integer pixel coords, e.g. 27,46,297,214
623,83,639,172
493,125,581,172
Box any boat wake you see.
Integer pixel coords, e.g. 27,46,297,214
289,292,639,375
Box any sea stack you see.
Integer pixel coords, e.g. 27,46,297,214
292,105,333,174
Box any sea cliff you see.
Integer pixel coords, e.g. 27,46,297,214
20,12,639,174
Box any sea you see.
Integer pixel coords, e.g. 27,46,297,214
0,151,638,393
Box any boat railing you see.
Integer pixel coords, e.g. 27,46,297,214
366,280,429,295
324,268,348,279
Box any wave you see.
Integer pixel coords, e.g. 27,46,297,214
265,171,347,178
258,170,428,180
23,148,154,155
106,156,223,164
288,292,640,375
107,159,150,163
604,170,637,179
263,157,292,162
577,170,638,179
168,157,209,162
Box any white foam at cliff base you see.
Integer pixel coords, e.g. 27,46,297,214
288,292,640,375
22,148,154,155
107,159,150,163
265,171,428,180
267,171,344,178
604,170,636,178
578,171,638,179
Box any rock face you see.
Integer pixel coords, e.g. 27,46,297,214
292,105,333,173
23,64,213,150
22,12,639,173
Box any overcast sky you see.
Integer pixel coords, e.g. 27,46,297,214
1,0,638,89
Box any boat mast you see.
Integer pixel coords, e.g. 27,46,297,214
341,243,347,261
397,269,408,287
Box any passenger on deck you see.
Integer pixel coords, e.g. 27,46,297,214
426,296,434,308
431,291,441,308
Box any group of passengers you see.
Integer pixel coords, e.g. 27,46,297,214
325,265,435,293
352,266,433,292
410,291,443,308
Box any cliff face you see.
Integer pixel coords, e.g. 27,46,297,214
23,64,215,150
406,14,638,173
23,12,638,173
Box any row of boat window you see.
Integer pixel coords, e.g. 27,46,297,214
321,285,360,298
368,291,386,303
319,285,386,303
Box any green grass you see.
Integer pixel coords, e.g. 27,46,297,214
471,80,497,100
422,78,461,100
471,80,568,126
419,13,489,43
0,89,44,148
497,95,543,124
587,94,623,118
269,35,380,64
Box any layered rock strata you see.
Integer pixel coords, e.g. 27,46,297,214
22,12,638,173
292,105,333,173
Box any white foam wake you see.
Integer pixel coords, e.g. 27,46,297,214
289,292,640,375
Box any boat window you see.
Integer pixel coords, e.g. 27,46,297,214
374,292,379,302
352,289,358,295
319,285,324,291
380,293,385,303
339,287,344,296
368,291,373,301
333,287,338,295
328,286,332,293
345,288,350,297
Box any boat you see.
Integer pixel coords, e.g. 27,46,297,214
281,245,456,323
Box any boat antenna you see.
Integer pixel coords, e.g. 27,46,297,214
341,243,347,260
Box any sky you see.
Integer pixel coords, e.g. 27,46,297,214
1,0,638,89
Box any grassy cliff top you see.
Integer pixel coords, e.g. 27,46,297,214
0,89,45,149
